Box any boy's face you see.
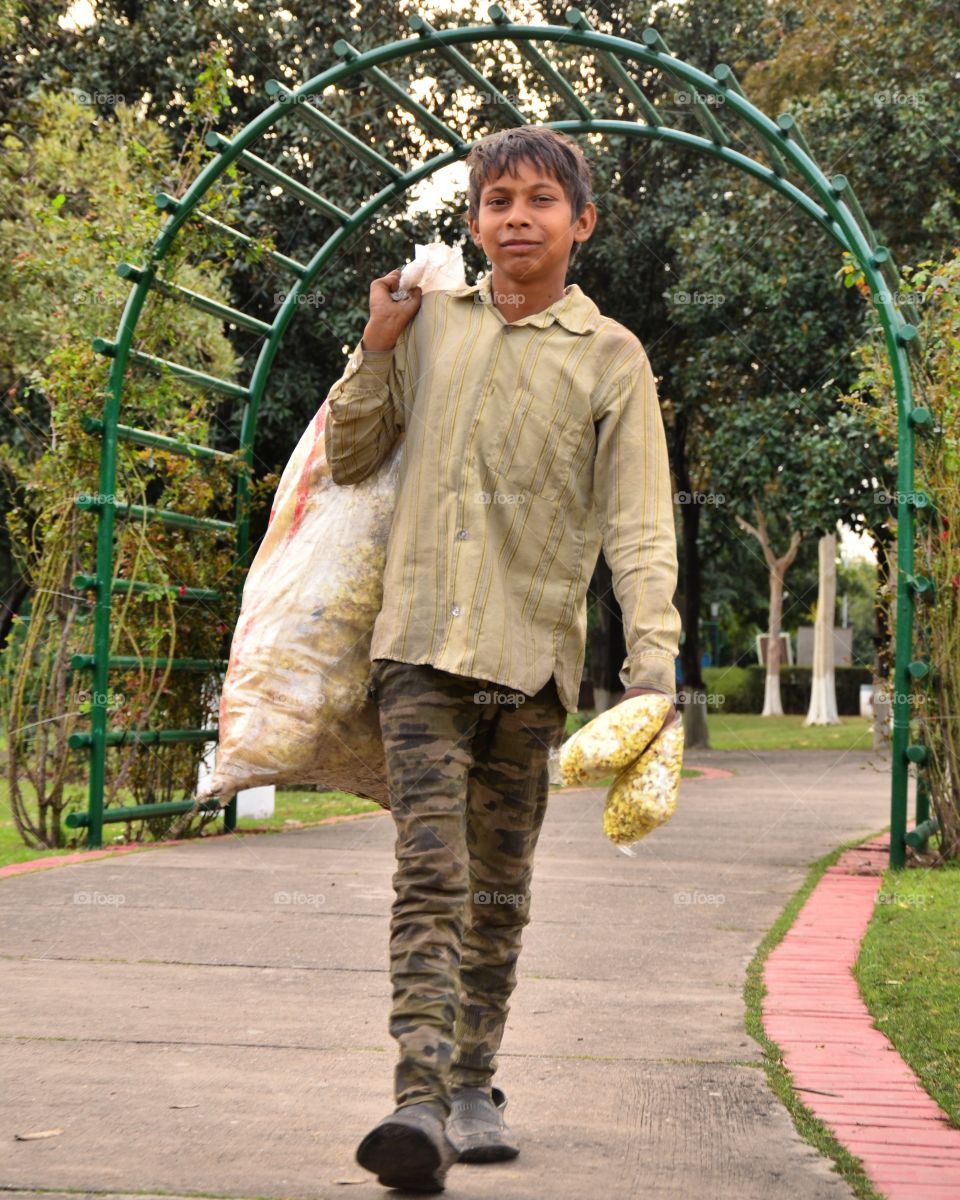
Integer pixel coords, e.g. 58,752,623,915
467,157,595,283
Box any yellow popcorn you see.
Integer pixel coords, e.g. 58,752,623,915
557,694,673,786
602,719,684,847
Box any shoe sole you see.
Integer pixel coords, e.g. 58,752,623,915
457,1141,520,1163
356,1120,449,1192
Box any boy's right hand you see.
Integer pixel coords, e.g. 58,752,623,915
362,268,422,352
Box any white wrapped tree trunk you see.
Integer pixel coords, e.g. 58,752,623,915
736,503,802,718
805,531,841,726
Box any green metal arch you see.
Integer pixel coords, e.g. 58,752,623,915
77,7,927,863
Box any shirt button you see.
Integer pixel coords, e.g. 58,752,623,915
450,605,461,617
456,529,469,540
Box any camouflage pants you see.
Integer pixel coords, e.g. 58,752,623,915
369,658,568,1113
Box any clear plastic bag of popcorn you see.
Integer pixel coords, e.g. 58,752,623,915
553,694,673,786
193,403,401,813
603,719,684,854
548,695,684,851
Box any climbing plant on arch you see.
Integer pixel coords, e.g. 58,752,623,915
70,7,931,865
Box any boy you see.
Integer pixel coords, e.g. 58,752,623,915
323,126,681,1192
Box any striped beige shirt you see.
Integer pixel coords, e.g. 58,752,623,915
323,268,681,712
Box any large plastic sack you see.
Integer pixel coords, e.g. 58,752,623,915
390,242,466,300
549,695,684,851
194,409,404,812
188,245,468,817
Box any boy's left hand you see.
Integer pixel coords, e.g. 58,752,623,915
619,686,680,733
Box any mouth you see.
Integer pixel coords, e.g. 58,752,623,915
502,240,539,250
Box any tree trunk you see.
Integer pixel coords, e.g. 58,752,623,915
735,503,802,718
588,552,626,713
674,410,710,747
764,566,786,716
805,530,840,725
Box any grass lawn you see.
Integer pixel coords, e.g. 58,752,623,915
854,848,960,1128
698,713,873,752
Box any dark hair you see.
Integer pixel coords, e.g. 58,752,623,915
464,126,593,265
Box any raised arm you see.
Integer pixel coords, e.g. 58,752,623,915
323,267,420,485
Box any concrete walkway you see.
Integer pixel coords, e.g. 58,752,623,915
0,747,891,1200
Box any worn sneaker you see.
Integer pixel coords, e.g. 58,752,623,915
356,1100,459,1192
446,1086,520,1162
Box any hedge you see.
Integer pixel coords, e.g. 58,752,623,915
701,666,874,715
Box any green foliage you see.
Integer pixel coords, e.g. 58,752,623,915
0,86,271,849
842,248,960,858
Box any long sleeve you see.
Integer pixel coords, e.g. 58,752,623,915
323,324,408,486
592,345,682,696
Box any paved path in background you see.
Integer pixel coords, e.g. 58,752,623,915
0,747,891,1199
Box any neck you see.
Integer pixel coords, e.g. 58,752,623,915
489,263,569,322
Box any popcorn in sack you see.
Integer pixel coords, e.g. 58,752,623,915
549,695,684,850
195,412,402,811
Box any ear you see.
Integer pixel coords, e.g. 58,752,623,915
574,200,597,242
467,212,482,247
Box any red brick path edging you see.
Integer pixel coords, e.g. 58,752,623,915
763,833,960,1198
0,837,192,880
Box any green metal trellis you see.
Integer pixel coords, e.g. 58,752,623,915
69,6,932,865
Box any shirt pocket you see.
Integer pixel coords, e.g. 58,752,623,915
487,389,584,505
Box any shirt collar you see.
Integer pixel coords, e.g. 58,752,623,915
445,269,601,335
